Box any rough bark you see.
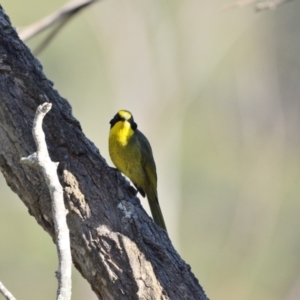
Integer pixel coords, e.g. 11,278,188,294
0,6,209,300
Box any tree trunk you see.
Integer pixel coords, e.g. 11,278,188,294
0,6,209,300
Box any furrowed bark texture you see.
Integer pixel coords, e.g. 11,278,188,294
0,7,209,300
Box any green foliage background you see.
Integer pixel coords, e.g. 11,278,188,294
1,0,300,299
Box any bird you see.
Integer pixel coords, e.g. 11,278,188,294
109,110,167,231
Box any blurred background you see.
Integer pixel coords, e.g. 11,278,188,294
0,0,300,299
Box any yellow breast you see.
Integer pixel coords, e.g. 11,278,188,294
109,120,133,147
109,120,137,177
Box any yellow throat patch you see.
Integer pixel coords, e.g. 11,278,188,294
110,118,134,147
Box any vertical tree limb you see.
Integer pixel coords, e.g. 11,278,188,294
20,103,72,300
0,281,16,300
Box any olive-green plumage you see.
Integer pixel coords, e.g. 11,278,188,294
109,110,167,231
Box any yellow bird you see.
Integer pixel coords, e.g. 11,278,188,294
109,110,167,231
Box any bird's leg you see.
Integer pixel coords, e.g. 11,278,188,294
128,185,139,196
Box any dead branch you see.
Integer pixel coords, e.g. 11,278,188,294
0,281,16,300
18,0,99,55
21,103,72,300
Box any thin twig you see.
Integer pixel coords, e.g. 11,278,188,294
0,281,16,300
20,103,72,300
19,0,98,42
255,0,292,11
33,16,72,57
222,0,257,11
222,0,294,11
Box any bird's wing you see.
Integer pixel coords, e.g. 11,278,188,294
137,130,157,190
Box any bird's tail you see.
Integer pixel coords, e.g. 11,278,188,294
147,190,167,231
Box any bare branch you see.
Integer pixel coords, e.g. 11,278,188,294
222,0,257,11
222,0,293,11
0,281,16,300
32,16,72,56
18,0,98,43
21,103,72,300
255,0,292,11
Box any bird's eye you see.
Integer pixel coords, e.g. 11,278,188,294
130,118,137,130
110,114,121,128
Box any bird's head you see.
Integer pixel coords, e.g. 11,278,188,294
110,110,137,130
